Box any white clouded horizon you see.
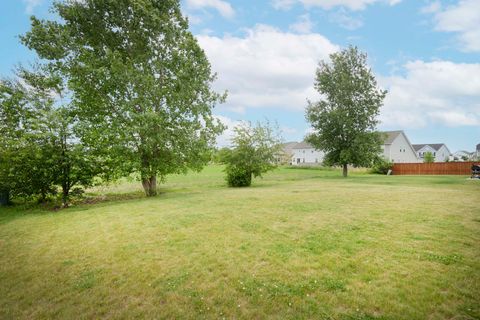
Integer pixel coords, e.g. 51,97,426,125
380,60,480,128
197,24,339,113
197,25,480,131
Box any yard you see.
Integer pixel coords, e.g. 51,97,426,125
0,166,479,319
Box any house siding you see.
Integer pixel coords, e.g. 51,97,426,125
291,148,324,165
435,145,450,162
417,145,451,162
382,133,419,163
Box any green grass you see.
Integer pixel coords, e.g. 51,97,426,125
0,165,479,319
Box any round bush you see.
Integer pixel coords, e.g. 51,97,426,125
226,166,252,187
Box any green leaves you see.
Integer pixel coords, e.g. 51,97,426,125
223,122,282,187
306,46,386,176
423,152,435,163
22,0,226,196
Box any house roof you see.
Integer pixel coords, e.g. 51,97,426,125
292,141,314,149
381,131,403,144
381,130,419,157
412,144,446,152
281,142,299,153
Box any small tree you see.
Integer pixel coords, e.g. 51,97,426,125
0,68,101,206
423,152,435,163
222,122,281,187
370,158,393,174
306,46,386,177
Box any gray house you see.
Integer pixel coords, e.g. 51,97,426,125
381,131,420,163
412,144,451,162
291,142,325,166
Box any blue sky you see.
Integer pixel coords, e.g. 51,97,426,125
1,0,479,152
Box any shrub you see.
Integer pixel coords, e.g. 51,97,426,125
222,121,281,187
370,158,393,174
423,152,435,163
226,166,252,187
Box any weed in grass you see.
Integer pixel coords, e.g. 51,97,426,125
322,277,347,292
423,253,463,265
74,270,99,290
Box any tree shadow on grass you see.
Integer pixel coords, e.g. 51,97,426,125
0,187,204,225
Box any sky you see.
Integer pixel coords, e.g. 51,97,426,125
1,0,479,152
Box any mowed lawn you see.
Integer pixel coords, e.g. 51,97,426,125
0,166,479,319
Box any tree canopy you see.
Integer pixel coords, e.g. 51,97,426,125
0,67,101,206
21,0,226,196
306,46,386,177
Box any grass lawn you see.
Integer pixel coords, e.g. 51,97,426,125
0,165,479,319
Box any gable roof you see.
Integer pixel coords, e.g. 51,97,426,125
292,141,314,149
381,130,419,158
281,141,299,153
381,131,403,145
412,144,446,152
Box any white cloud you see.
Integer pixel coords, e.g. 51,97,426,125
420,1,441,14
214,115,243,147
289,14,315,33
329,8,363,30
22,0,42,14
197,24,339,113
186,0,235,18
271,0,296,10
430,0,480,52
380,60,480,128
271,0,401,11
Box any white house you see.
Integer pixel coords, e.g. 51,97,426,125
381,131,420,163
291,142,325,165
452,150,475,161
412,144,451,162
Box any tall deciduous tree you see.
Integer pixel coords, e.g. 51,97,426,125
306,46,386,177
21,0,225,197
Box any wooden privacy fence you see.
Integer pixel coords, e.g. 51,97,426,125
392,162,477,175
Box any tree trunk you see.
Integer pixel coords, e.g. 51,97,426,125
342,164,348,177
0,189,10,206
142,175,157,197
62,184,69,208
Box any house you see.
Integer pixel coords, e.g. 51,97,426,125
476,144,480,159
381,131,420,163
291,142,325,165
277,141,298,164
452,150,475,161
412,144,451,162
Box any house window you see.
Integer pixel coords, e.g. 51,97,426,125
303,158,305,163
